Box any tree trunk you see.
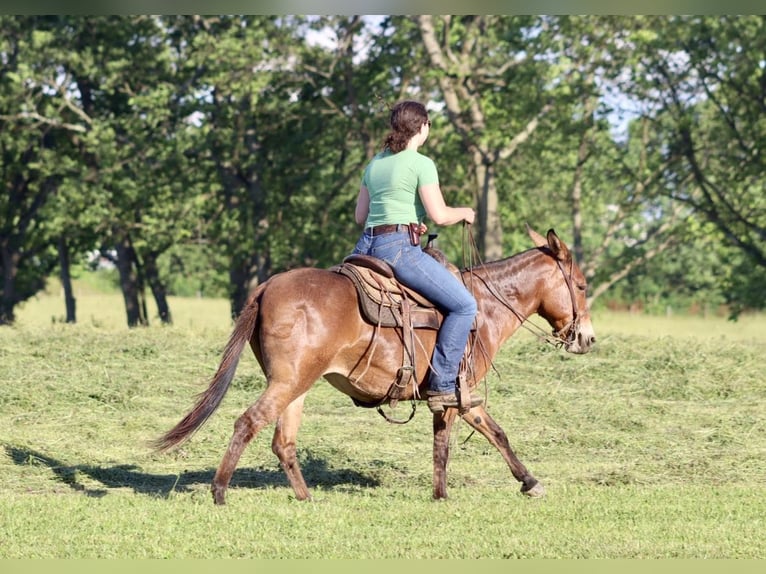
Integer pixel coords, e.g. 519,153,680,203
474,158,503,260
417,15,550,261
570,92,597,265
58,236,77,323
114,234,146,327
229,251,270,318
228,262,249,321
143,251,172,324
570,132,587,266
0,244,18,325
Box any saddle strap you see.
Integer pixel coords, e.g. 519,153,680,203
388,291,416,409
456,372,471,412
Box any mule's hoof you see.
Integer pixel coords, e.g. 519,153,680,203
211,486,227,505
522,481,545,498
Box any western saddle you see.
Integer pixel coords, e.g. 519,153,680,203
331,243,473,416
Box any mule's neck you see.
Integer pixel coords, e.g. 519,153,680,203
461,248,547,345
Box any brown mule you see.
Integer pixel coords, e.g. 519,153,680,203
153,225,596,504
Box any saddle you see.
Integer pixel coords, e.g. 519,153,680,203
331,244,472,414
333,254,442,330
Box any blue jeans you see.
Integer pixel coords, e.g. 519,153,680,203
353,229,477,393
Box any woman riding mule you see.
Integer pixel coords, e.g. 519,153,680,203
153,224,596,505
351,100,481,414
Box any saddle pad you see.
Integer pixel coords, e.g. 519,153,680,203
333,263,442,330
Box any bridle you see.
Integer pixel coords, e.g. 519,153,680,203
550,257,581,349
462,225,582,350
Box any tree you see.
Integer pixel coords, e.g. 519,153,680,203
3,15,764,322
416,15,558,260
619,15,766,314
494,16,725,310
159,16,302,317
0,16,87,324
280,15,423,268
56,15,199,326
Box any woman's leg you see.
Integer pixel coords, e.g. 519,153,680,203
386,244,477,393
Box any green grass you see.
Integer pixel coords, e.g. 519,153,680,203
1,288,765,558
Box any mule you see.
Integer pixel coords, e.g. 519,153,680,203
153,225,596,504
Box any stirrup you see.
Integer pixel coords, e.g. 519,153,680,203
426,390,483,414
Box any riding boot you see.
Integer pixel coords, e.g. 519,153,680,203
426,376,483,414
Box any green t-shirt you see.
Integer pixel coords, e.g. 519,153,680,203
361,148,439,227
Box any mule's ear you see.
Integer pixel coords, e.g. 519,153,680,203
546,229,571,262
526,223,548,248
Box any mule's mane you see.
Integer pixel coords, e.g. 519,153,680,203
459,246,544,279
456,247,550,321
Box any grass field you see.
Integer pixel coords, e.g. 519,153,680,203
1,285,765,558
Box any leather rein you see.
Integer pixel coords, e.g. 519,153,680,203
462,224,581,350
371,224,582,424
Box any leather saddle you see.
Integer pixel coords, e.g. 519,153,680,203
332,249,454,330
330,244,473,415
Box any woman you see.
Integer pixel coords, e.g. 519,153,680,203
352,100,482,414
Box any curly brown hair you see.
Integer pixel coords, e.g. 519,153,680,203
383,100,429,153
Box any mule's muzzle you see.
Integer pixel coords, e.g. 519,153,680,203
563,321,596,354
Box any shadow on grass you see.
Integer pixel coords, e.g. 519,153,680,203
5,444,380,499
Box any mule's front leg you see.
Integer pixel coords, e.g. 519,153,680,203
432,408,458,499
461,406,545,497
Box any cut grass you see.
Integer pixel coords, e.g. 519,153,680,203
1,484,764,558
1,290,765,557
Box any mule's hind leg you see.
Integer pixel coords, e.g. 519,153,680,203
271,392,311,501
211,384,305,505
460,406,544,497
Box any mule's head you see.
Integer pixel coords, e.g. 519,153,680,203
526,225,596,354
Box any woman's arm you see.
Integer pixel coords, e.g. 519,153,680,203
355,185,370,226
418,183,475,226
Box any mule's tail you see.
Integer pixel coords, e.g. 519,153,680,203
151,285,265,453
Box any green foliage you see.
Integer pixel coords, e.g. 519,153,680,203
722,254,766,320
599,222,751,315
0,19,69,320
156,243,229,299
618,16,766,271
1,15,764,324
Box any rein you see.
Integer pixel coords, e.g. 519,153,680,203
461,224,580,349
373,224,581,425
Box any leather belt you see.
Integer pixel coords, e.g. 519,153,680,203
365,224,408,236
